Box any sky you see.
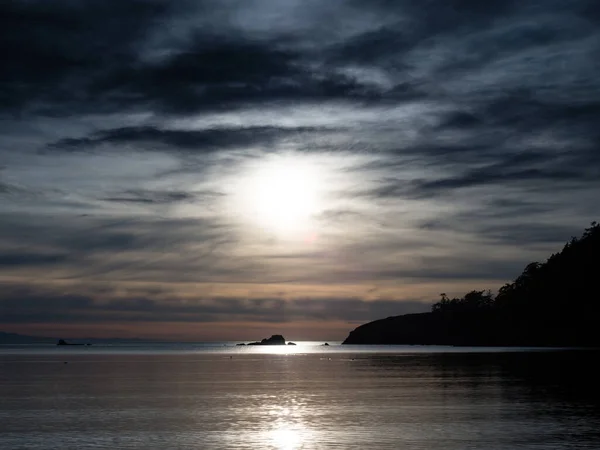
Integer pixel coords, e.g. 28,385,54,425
1,0,599,341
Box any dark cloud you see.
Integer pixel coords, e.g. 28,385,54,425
0,252,70,267
325,259,525,284
477,223,580,247
413,168,586,196
354,94,600,200
329,26,414,66
1,0,393,117
348,0,518,30
101,190,196,205
333,0,518,69
0,283,430,325
475,96,600,134
420,217,579,248
360,149,598,201
2,0,598,119
96,49,392,115
0,182,14,194
48,125,333,153
0,173,29,197
0,0,171,115
0,214,238,276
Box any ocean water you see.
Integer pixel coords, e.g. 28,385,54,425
1,344,599,449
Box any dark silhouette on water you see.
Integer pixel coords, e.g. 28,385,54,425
57,339,90,346
343,222,600,346
242,334,287,345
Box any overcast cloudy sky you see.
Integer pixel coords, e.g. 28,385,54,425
1,0,599,341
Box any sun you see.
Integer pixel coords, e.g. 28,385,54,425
252,164,318,229
234,155,324,235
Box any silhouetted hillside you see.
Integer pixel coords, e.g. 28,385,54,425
0,332,156,345
0,332,55,344
344,222,600,346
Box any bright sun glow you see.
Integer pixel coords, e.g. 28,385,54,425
235,156,324,234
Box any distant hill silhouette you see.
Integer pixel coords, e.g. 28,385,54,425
0,331,55,344
343,222,600,346
0,332,155,345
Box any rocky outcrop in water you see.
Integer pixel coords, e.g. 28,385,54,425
244,334,287,345
57,339,86,346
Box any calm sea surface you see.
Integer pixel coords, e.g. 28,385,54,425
1,344,599,449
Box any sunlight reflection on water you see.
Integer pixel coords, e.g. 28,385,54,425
260,390,313,449
268,424,306,450
2,349,600,449
243,344,309,355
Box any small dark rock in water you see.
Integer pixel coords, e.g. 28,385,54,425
287,342,297,345
57,339,80,346
57,339,87,346
322,342,329,346
246,335,286,345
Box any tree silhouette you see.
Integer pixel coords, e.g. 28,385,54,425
345,222,600,345
429,222,600,346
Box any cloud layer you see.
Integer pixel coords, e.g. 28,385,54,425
1,0,599,339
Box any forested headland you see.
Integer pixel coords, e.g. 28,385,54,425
343,222,600,346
